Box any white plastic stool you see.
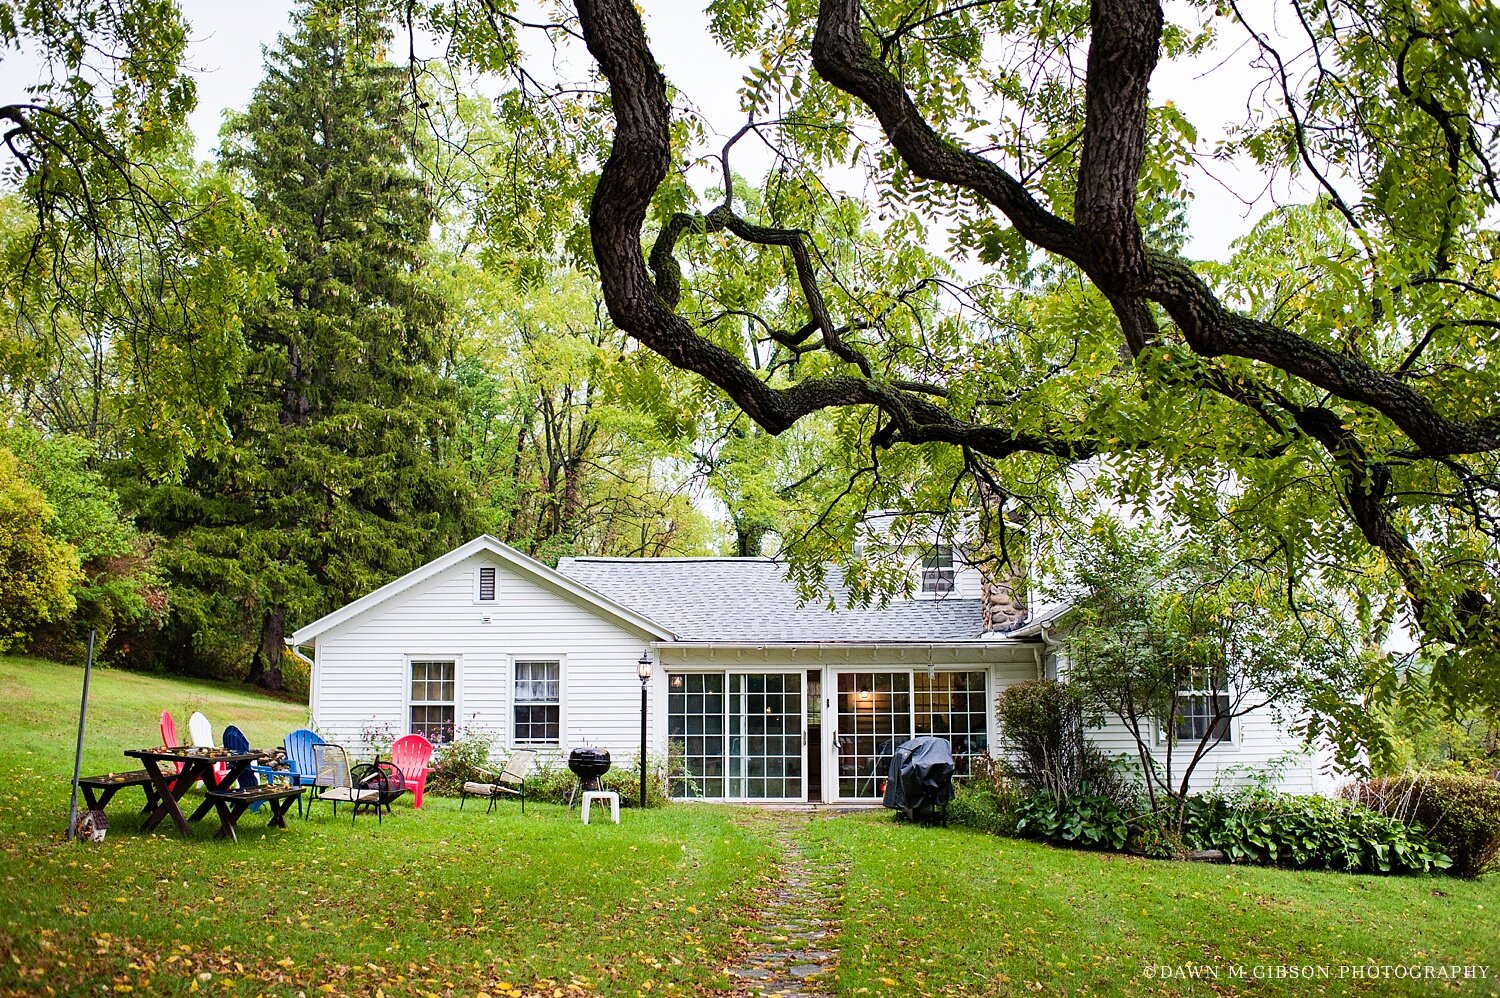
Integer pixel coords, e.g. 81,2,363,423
581,790,620,824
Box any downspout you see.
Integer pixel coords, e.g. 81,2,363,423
1038,622,1061,680
284,639,315,726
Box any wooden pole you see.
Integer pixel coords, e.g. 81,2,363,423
66,629,96,841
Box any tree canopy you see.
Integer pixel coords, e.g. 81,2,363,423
2,0,1498,719
548,0,1500,707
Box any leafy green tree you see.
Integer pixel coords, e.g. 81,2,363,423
1057,517,1370,831
139,3,472,690
1,423,166,657
0,157,279,474
0,445,78,648
1372,661,1500,778
0,5,280,474
544,0,1500,713
441,253,714,562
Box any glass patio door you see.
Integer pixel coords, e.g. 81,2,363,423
727,673,805,800
833,671,913,800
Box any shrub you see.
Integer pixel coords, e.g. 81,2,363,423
427,727,501,796
949,758,1024,835
1014,790,1132,851
996,679,1130,805
597,752,673,808
1346,773,1500,878
1126,819,1183,859
358,718,402,761
1183,790,1451,875
487,751,676,808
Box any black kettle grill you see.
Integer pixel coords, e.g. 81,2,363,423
566,747,611,807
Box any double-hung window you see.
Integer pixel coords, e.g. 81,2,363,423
513,660,561,746
410,659,456,744
1172,663,1231,743
921,545,956,594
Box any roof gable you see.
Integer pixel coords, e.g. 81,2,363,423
288,536,676,645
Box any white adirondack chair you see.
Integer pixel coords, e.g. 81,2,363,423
187,711,227,784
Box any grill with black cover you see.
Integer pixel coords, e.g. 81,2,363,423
567,747,611,807
882,736,955,825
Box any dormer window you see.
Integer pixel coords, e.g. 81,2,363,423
921,545,955,594
477,566,497,602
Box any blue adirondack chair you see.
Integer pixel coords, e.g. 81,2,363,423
256,728,324,818
222,724,264,811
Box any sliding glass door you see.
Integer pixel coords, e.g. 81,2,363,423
667,672,805,801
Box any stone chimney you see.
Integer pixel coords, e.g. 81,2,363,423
975,483,1028,633
981,562,1028,633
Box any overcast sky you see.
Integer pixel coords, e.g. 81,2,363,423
0,0,1302,261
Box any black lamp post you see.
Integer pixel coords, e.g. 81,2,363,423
636,649,653,809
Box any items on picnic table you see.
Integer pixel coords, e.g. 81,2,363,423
123,745,266,837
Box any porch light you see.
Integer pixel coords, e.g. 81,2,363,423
858,688,871,701
637,651,653,682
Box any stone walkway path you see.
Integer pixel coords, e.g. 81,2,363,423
724,813,844,997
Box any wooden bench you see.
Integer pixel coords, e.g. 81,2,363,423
77,771,162,813
204,785,305,842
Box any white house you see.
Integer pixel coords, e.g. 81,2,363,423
287,534,1340,802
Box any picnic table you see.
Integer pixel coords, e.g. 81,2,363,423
203,784,305,842
123,747,266,836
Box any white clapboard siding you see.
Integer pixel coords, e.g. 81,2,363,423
1033,649,1346,796
1080,707,1344,796
311,551,657,761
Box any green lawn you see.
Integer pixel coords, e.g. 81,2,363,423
0,655,1496,997
0,657,776,996
806,816,1499,996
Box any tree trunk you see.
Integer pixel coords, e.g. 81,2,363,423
734,521,768,558
246,608,287,692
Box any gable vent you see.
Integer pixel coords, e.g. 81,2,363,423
478,566,497,601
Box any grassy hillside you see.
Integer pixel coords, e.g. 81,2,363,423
0,657,777,996
0,654,306,776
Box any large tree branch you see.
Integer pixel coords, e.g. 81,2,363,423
1075,0,1160,289
574,0,1092,461
809,0,1500,458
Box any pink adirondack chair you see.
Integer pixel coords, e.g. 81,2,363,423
390,734,435,809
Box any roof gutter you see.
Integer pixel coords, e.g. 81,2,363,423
656,638,1030,651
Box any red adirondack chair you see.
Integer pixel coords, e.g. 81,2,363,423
390,734,435,809
159,710,185,789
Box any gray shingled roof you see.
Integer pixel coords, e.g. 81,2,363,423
556,557,990,642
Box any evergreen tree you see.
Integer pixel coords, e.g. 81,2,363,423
144,2,471,690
